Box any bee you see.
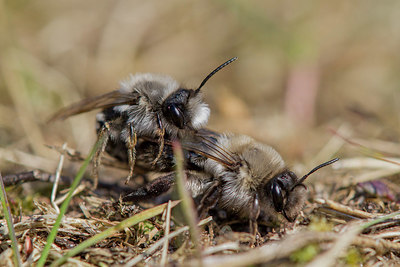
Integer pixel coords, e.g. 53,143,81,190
123,130,339,234
49,57,238,184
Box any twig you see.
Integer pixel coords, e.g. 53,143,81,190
51,143,67,213
2,170,132,194
314,198,376,219
54,184,87,205
202,242,240,256
2,170,65,186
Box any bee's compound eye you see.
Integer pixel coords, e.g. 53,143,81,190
167,104,185,129
271,181,284,212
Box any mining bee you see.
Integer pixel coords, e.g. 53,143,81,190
123,130,339,234
49,57,237,184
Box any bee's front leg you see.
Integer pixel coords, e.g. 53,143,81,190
249,193,261,238
125,123,137,184
93,121,112,188
152,114,165,166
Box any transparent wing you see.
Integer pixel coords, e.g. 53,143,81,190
165,129,239,169
48,90,139,122
185,132,238,168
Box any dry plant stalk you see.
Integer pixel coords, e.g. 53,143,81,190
315,198,376,219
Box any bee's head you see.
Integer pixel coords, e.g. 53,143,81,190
162,89,209,130
162,57,237,130
269,171,307,222
268,158,339,221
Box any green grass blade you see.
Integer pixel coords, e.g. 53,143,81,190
36,138,103,267
0,172,23,267
360,211,400,230
50,200,180,267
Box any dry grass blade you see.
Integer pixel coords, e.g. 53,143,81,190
352,138,400,156
1,213,101,237
349,169,400,186
50,143,67,213
201,231,331,267
200,212,400,267
307,211,400,267
311,124,351,168
0,148,58,172
51,200,181,267
3,1,400,265
334,157,400,169
160,200,172,266
125,217,212,266
353,235,400,253
172,141,203,265
306,223,360,267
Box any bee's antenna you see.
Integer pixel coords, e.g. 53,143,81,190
291,158,339,190
196,57,238,93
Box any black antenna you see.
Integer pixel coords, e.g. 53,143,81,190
196,57,238,93
291,158,339,191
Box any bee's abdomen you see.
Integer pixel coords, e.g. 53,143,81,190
95,108,123,131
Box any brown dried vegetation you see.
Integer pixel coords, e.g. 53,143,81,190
1,1,400,266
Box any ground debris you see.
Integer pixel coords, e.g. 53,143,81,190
2,159,400,266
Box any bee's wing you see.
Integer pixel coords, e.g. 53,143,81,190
179,129,239,168
48,90,139,122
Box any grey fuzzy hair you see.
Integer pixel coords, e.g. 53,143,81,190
113,73,210,142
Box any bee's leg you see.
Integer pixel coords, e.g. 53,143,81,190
122,172,175,202
151,128,165,166
93,121,112,188
249,193,261,237
197,182,221,219
152,114,165,166
125,123,137,184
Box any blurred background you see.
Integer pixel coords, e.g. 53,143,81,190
1,0,399,175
